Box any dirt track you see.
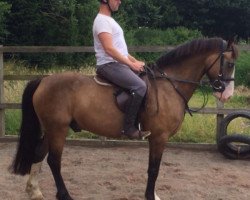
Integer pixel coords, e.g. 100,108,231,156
0,142,250,200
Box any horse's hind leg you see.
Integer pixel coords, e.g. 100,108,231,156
26,162,44,200
26,137,48,200
46,127,73,200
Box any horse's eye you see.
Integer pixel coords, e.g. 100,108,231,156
228,63,235,68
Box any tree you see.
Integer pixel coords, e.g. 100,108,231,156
0,1,11,44
6,0,43,45
75,0,99,45
5,0,90,66
207,0,250,39
174,0,250,40
117,0,181,30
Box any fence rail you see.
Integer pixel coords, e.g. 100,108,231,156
0,45,249,138
1,45,250,53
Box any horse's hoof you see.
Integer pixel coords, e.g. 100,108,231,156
144,192,161,200
30,194,44,200
155,193,161,200
56,192,74,200
26,183,44,200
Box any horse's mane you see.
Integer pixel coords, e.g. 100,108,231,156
156,37,226,68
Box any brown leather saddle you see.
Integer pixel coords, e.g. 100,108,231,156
94,74,132,113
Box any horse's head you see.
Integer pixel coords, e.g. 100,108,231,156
205,38,239,102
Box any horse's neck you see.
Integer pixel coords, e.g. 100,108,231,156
164,55,206,101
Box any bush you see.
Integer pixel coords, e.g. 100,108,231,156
235,51,250,86
125,27,202,62
126,27,202,46
0,1,11,43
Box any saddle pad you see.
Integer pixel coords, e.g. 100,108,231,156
94,75,112,86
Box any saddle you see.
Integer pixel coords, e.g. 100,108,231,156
94,74,146,113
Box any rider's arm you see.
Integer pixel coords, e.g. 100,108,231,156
128,54,145,66
98,32,143,72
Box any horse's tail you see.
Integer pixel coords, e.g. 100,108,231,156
10,78,42,175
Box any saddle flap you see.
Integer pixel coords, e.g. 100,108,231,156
94,74,147,114
114,90,131,113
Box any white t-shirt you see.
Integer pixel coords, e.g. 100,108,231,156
93,13,129,65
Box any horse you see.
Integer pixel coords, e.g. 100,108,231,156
10,37,238,200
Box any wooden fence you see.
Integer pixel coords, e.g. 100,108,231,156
0,45,249,139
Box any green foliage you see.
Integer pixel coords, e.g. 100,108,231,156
170,115,217,143
126,27,202,62
0,1,11,43
4,0,98,67
126,27,201,46
174,0,250,39
5,110,21,135
2,0,250,70
4,0,250,44
117,0,181,30
235,52,250,86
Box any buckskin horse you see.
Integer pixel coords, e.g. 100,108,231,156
10,37,238,200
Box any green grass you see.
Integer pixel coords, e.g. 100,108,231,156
235,51,250,86
3,61,250,143
5,109,21,135
169,114,217,143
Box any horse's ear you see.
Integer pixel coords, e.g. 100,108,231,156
227,35,239,58
227,35,237,49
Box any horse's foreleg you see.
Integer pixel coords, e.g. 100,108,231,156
145,137,165,200
47,127,73,200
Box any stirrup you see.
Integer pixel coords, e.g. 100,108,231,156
122,129,151,140
139,130,151,140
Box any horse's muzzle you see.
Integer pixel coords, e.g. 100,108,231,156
213,80,234,102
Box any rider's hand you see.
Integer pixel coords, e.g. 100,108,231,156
129,60,145,72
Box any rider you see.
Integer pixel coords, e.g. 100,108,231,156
93,0,151,140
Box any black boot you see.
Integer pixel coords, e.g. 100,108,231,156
122,92,151,140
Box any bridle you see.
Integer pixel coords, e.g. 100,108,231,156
204,41,235,93
144,40,236,115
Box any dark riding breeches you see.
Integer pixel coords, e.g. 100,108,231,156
96,62,147,97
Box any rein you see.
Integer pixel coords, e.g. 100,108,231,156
144,43,235,116
144,64,209,116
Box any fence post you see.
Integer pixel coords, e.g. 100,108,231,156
216,100,224,143
0,45,5,137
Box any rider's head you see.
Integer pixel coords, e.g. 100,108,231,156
99,0,121,12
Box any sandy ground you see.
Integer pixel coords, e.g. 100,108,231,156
0,142,250,200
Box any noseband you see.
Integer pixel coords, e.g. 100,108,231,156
205,42,235,93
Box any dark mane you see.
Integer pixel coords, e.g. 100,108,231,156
156,38,225,68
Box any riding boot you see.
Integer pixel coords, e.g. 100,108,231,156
122,92,151,140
